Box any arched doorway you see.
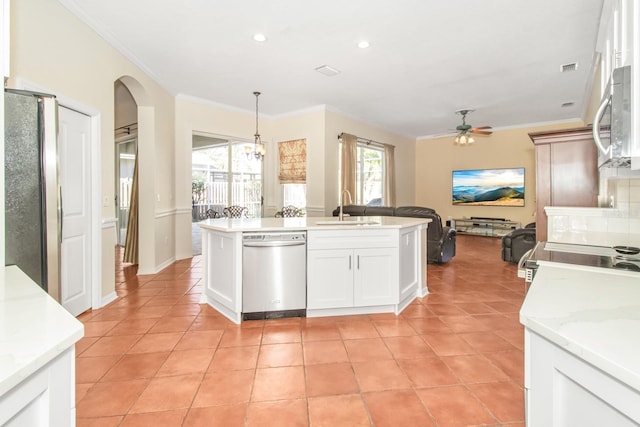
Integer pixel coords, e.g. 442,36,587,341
114,76,155,274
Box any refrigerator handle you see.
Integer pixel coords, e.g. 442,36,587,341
59,186,63,240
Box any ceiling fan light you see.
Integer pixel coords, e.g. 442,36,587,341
455,134,474,145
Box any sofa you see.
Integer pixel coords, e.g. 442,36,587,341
332,205,456,264
501,222,537,264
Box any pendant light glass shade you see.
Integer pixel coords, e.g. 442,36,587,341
246,91,266,160
454,133,474,145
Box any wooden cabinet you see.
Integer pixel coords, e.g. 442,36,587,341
525,329,640,426
529,127,599,241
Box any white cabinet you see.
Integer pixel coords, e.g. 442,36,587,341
2,0,9,79
1,348,76,426
307,247,396,309
525,329,640,426
199,220,428,322
398,227,422,307
599,0,640,169
307,229,399,313
600,0,635,87
353,247,396,306
1,267,83,427
201,229,242,323
307,249,354,309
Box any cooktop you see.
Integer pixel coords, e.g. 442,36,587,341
527,242,640,273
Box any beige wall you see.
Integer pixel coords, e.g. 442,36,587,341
174,96,263,259
9,0,176,299
174,101,416,257
415,121,584,227
114,81,137,129
325,110,416,211
271,108,326,216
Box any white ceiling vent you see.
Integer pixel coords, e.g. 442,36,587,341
314,65,341,77
561,101,575,108
560,62,578,73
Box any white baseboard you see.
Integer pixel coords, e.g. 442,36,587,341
155,257,176,274
100,291,118,309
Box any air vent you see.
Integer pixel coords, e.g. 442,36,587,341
561,101,575,108
314,65,341,77
560,62,578,73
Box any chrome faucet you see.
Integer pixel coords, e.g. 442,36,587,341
339,189,353,221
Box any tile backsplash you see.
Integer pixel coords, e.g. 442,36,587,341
545,177,640,247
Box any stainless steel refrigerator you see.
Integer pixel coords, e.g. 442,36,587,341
4,89,61,300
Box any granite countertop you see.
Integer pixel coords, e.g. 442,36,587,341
520,262,640,392
198,216,431,233
0,266,84,397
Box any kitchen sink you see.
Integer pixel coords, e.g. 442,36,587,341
314,219,380,226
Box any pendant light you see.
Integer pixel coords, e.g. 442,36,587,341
245,91,266,160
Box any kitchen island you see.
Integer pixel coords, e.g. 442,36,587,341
199,216,430,324
0,266,84,426
520,263,640,426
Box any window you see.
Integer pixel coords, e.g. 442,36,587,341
339,134,394,207
283,183,306,209
339,141,386,205
192,138,262,219
356,143,384,205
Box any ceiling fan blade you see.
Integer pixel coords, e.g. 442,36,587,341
470,127,493,135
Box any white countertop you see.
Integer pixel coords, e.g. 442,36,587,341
520,263,640,392
0,266,84,397
198,216,431,233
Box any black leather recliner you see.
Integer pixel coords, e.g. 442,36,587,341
332,204,456,264
501,222,536,264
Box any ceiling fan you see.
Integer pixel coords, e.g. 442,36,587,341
454,109,493,145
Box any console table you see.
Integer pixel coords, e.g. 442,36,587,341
452,218,521,237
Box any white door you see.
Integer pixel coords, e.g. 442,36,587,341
307,249,354,309
353,247,397,307
59,106,92,316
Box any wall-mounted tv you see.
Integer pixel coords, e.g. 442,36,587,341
452,167,525,206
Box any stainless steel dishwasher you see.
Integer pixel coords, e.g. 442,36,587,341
242,231,307,320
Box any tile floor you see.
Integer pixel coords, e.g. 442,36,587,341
75,234,526,426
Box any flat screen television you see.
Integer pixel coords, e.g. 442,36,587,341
452,167,525,206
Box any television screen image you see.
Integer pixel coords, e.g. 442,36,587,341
452,168,525,206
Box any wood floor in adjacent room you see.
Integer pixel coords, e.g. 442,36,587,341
75,234,526,427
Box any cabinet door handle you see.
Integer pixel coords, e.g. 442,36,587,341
357,255,360,269
349,255,352,270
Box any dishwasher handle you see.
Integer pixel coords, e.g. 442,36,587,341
243,240,306,248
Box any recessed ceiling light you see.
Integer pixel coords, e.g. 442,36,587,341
253,33,267,42
357,40,370,49
314,65,341,77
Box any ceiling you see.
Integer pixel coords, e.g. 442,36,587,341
59,0,606,139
